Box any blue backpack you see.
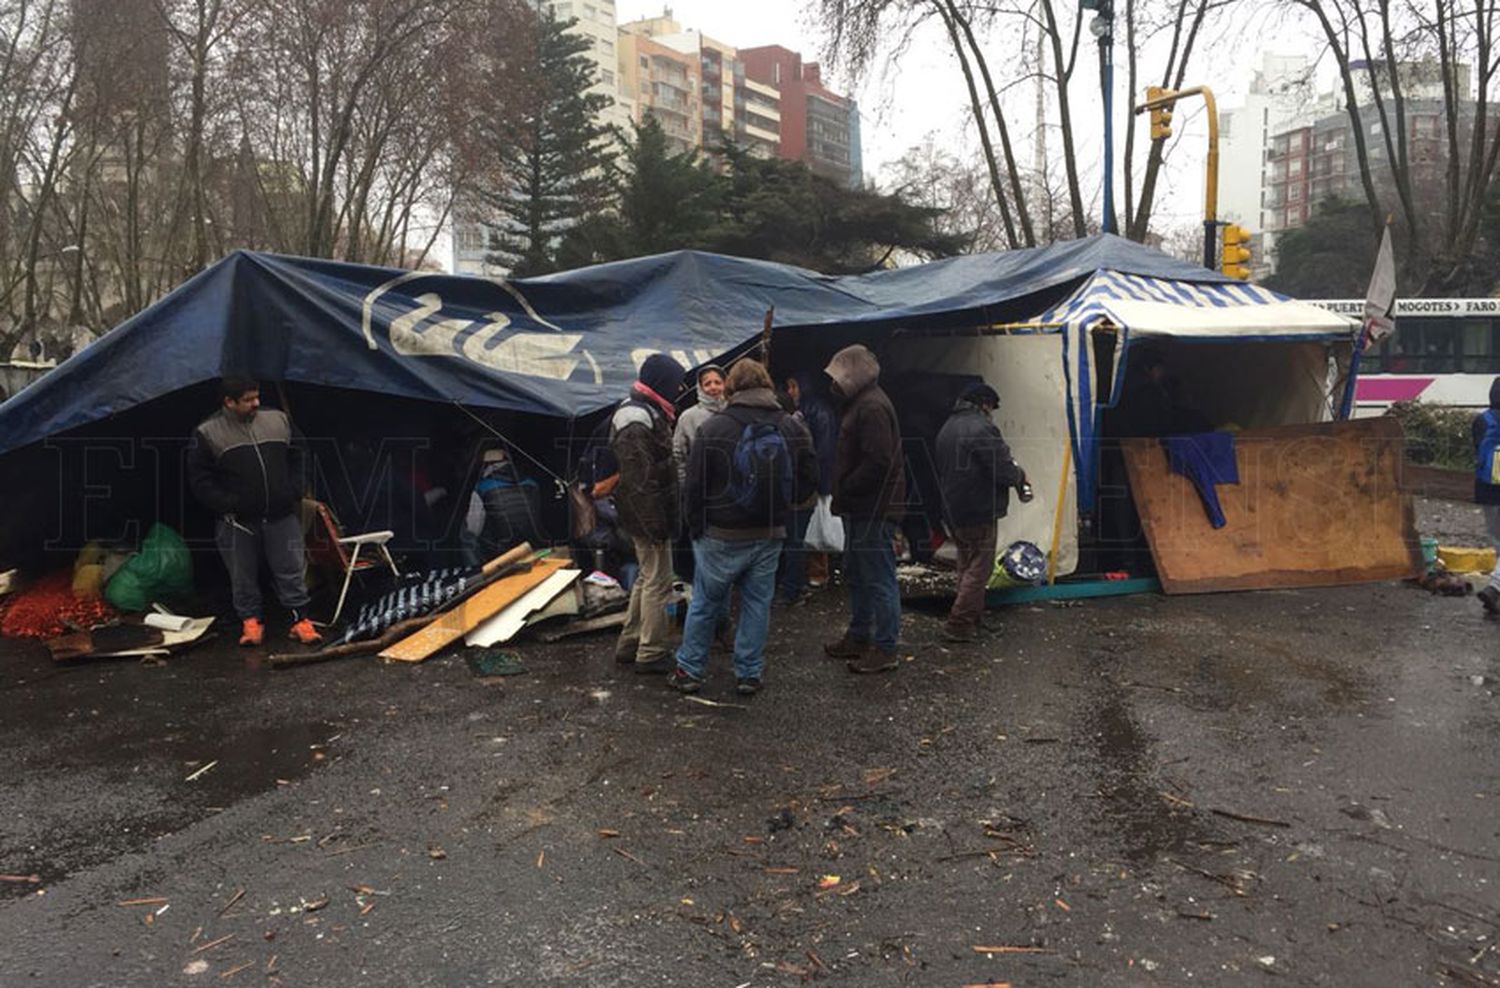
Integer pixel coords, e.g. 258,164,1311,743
726,410,795,518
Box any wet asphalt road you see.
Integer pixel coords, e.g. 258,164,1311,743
1,578,1498,987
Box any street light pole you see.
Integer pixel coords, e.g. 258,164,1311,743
1085,0,1117,234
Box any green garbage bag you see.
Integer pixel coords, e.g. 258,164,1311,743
104,523,193,612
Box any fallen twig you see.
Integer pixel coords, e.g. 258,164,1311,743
219,961,254,980
116,896,167,906
191,933,235,955
683,695,747,710
1209,807,1290,828
185,760,219,782
612,847,645,866
217,888,245,916
971,945,1052,955
936,848,1031,863
324,841,383,858
1,874,41,884
1440,962,1500,986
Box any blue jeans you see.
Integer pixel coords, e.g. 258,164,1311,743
675,536,781,681
778,507,813,599
842,516,899,654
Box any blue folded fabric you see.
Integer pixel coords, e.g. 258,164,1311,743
1160,432,1238,529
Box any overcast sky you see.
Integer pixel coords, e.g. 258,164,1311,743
613,1,1331,235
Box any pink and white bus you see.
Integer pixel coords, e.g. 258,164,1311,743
1305,297,1500,413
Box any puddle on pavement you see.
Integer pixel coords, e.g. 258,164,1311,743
1079,691,1212,863
174,721,340,807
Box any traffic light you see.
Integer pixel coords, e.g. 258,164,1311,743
1221,224,1252,279
1147,86,1173,141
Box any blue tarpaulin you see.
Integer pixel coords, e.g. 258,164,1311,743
0,235,1233,456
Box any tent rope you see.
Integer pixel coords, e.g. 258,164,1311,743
450,400,568,495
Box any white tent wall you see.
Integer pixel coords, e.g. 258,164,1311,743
884,333,1080,577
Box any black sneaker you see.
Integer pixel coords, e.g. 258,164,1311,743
667,668,703,693
735,677,761,695
1480,586,1500,614
847,650,899,674
634,656,672,675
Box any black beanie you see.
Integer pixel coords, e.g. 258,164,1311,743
961,382,1000,408
638,353,687,399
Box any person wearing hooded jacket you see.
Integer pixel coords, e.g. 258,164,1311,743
672,364,733,644
935,383,1032,642
611,353,687,671
821,344,907,674
1472,377,1500,614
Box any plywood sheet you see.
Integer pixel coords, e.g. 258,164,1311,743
1121,417,1421,594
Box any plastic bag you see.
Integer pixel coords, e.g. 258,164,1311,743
803,495,845,553
104,523,193,612
987,540,1048,589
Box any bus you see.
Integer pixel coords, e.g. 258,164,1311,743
1304,297,1500,413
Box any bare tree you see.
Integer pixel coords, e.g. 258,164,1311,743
814,0,1223,248
1293,0,1500,290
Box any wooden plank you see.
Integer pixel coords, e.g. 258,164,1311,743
1401,463,1472,503
1121,418,1421,594
379,558,570,662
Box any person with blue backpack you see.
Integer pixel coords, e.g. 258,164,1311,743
1473,377,1500,614
668,359,818,695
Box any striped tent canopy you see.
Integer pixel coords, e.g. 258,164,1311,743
1034,270,1358,340
1029,270,1359,512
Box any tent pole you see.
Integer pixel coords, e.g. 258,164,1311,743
1046,442,1073,585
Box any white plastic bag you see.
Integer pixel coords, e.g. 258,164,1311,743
803,495,845,553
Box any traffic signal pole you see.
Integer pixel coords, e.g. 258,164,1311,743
1134,85,1219,268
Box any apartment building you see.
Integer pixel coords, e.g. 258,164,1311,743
740,46,862,188
617,16,781,159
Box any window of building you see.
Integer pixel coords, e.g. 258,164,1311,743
583,3,596,20
601,69,614,86
599,38,613,54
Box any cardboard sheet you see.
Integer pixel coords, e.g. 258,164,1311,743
464,569,581,647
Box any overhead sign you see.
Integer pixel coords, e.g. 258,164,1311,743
1305,298,1500,317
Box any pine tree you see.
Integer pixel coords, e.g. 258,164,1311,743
559,116,722,265
477,9,615,276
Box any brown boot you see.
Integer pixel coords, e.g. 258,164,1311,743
823,635,870,659
847,649,899,674
614,638,640,664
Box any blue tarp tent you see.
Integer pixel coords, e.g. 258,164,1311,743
0,235,1247,456
0,235,1357,575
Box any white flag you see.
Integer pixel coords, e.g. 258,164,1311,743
1361,225,1396,346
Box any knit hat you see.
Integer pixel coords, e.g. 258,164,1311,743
638,353,687,400
696,363,725,384
961,382,1000,408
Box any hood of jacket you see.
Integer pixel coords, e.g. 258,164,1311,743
825,345,880,399
1490,376,1500,409
695,382,728,413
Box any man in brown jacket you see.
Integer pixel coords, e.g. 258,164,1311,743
611,353,687,672
821,344,906,673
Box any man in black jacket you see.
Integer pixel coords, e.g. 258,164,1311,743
822,344,907,674
187,376,321,646
935,383,1031,642
610,352,687,671
668,359,817,695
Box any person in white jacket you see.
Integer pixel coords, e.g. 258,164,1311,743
672,364,729,643
672,365,726,488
